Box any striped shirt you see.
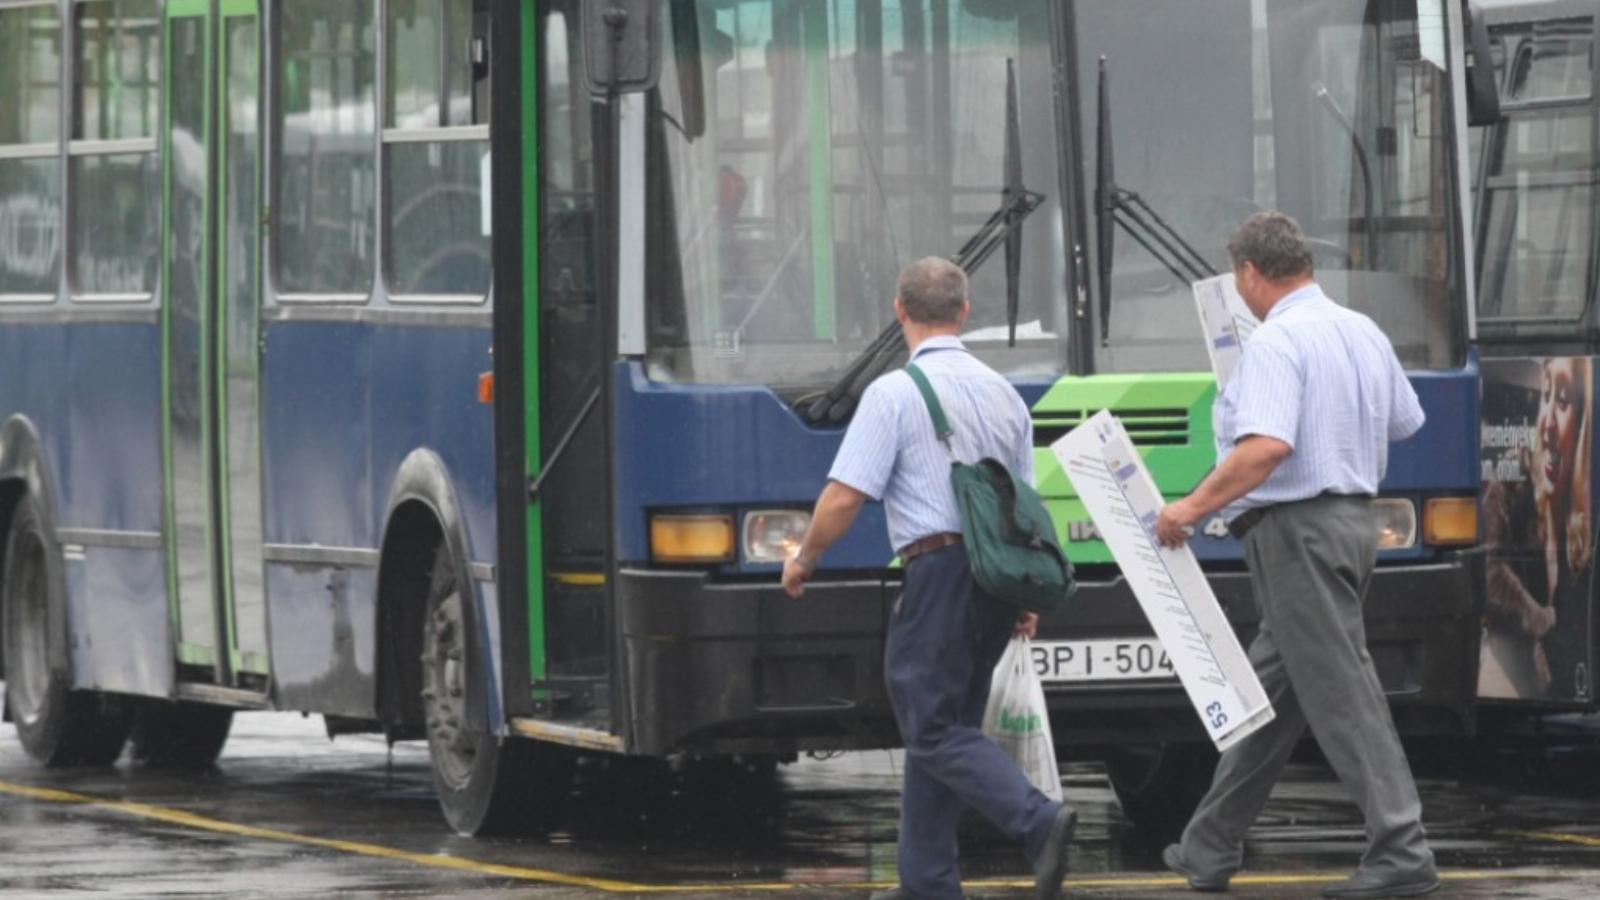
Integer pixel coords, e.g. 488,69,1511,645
1216,283,1425,518
829,335,1034,552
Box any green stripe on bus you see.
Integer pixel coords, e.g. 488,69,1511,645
522,0,546,683
165,0,208,17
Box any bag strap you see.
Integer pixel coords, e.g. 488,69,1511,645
904,364,956,458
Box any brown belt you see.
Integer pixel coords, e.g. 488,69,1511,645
899,532,963,564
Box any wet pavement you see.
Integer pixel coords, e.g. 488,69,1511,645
2,710,1600,898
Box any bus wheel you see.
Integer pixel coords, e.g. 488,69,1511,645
1,493,128,766
129,701,233,769
420,543,562,835
1103,742,1218,843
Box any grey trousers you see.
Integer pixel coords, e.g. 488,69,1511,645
1178,496,1435,882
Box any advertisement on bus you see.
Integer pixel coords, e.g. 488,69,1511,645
1479,356,1596,702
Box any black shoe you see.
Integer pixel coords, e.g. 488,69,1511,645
1162,844,1231,893
1321,871,1441,899
1032,806,1077,900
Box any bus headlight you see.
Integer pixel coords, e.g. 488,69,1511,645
743,510,811,564
1374,498,1418,550
1423,497,1478,547
650,514,736,563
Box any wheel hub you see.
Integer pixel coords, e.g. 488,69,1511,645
423,572,476,789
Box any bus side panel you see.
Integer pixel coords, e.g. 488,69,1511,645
260,318,496,715
65,548,171,695
367,324,498,564
0,320,172,698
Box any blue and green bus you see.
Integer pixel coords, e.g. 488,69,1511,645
0,0,1494,837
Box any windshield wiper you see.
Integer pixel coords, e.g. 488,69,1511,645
1094,57,1217,346
800,59,1042,426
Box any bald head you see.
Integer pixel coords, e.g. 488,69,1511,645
897,257,969,326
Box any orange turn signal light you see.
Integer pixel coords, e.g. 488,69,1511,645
477,371,494,405
650,514,736,563
1423,497,1477,547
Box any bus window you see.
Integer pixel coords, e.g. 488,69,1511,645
70,0,160,300
646,0,1071,387
275,0,376,299
382,0,490,299
0,1,62,300
1081,0,1462,373
1476,18,1595,321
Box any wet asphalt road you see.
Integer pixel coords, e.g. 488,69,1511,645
2,711,1600,899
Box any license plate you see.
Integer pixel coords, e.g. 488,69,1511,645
1031,638,1177,683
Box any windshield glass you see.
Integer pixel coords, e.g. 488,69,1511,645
1084,0,1464,372
646,1,1070,388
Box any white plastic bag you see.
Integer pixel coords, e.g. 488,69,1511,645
982,637,1064,803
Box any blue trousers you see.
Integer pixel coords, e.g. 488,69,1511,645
885,544,1064,900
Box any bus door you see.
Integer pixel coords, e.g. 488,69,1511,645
162,0,269,691
533,2,612,714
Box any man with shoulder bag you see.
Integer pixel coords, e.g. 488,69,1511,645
783,257,1076,900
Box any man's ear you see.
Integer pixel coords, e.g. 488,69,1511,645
957,299,972,328
894,297,910,324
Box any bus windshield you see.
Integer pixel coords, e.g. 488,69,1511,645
645,1,1070,388
1085,0,1465,373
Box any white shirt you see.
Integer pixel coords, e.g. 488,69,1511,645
1216,283,1425,517
828,335,1035,551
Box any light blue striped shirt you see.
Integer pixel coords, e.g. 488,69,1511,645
829,336,1034,552
1216,283,1425,518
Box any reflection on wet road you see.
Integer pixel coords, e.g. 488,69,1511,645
2,712,1599,898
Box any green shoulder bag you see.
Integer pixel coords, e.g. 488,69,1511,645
904,364,1075,614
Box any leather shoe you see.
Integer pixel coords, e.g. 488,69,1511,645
1162,844,1231,893
1321,871,1440,898
1032,806,1077,900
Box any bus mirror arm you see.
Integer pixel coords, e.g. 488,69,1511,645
1313,82,1378,269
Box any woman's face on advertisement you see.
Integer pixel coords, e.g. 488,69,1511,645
1537,358,1583,498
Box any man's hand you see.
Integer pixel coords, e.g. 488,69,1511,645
1157,498,1202,548
782,555,815,599
779,481,868,600
1014,611,1038,639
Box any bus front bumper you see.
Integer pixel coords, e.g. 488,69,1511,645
615,552,1482,757
615,569,900,756
1046,551,1485,753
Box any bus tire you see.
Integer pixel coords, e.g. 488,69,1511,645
1,493,128,766
420,541,566,835
128,701,234,769
1104,741,1218,843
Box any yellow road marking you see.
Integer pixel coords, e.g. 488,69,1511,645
0,778,1582,894
1515,829,1600,848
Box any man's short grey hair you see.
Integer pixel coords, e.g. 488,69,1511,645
1227,212,1314,281
897,257,968,325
